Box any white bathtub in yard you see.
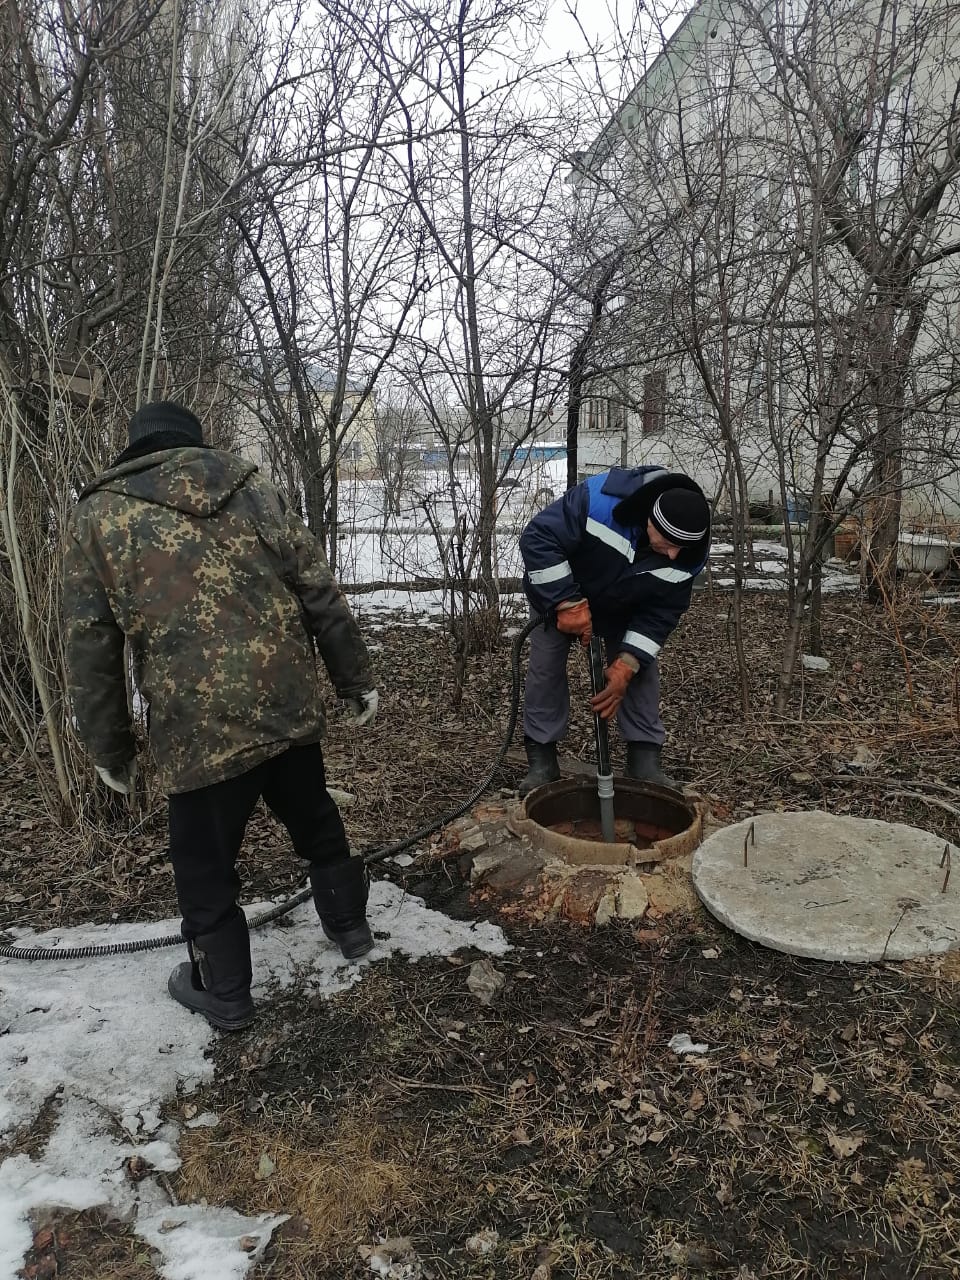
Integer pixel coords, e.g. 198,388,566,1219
897,531,956,573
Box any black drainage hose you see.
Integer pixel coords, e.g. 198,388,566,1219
0,614,543,962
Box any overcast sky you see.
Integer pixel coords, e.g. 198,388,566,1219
530,1,685,130
538,1,620,57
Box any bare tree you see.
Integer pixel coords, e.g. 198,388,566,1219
1,0,583,811
754,0,960,604
0,0,170,815
226,0,428,569
568,0,960,713
372,391,425,517
0,0,358,818
370,0,580,652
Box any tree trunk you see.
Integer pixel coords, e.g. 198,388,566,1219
565,255,620,493
327,418,340,573
304,444,327,545
866,415,904,603
724,451,752,718
774,587,809,715
565,357,581,493
808,555,823,657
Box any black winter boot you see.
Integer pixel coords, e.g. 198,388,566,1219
167,913,255,1031
626,743,678,789
310,857,374,960
519,737,561,797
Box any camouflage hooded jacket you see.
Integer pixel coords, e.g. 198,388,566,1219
63,447,373,794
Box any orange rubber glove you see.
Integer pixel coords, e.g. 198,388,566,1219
590,657,635,720
555,599,593,646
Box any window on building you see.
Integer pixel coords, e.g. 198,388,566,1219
583,397,612,434
642,371,667,435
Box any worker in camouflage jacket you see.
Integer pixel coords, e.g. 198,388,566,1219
519,465,710,795
63,401,379,1031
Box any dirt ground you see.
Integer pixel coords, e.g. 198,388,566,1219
5,588,960,1279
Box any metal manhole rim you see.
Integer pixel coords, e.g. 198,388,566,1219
507,776,704,867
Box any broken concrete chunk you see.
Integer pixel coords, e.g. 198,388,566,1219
483,851,547,893
616,875,649,920
555,868,610,924
459,828,488,853
801,654,830,672
469,849,512,884
594,890,616,926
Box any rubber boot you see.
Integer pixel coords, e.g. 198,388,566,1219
167,913,255,1031
626,742,678,789
310,857,374,960
519,737,561,797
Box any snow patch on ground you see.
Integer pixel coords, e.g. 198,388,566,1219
0,881,507,1280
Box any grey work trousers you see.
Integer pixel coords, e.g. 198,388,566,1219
522,620,665,746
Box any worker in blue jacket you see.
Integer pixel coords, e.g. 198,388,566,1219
518,465,710,793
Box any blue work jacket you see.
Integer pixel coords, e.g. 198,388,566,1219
519,466,710,667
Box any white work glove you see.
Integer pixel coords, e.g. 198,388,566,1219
95,760,138,796
347,689,379,727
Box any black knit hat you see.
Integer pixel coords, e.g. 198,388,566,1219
128,401,203,447
649,487,710,544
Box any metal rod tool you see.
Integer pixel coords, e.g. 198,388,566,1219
587,636,617,842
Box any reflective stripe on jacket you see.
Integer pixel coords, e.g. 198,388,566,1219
519,466,710,667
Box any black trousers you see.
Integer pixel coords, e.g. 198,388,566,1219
168,742,349,938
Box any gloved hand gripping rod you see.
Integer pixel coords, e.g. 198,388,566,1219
587,636,616,842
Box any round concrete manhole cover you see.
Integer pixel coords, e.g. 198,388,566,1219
692,811,960,962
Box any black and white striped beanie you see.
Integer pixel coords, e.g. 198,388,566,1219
649,488,709,544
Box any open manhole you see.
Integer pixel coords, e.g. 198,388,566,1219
508,776,702,867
